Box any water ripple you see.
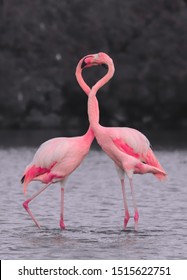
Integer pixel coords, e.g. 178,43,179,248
0,148,187,259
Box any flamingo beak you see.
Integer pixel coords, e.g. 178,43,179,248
81,56,95,69
81,59,88,69
101,63,108,69
81,56,108,69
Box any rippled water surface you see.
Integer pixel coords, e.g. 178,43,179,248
0,134,187,259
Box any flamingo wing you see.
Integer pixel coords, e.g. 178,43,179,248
32,138,71,167
22,138,71,193
112,127,150,161
111,127,166,180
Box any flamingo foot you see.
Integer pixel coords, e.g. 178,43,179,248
134,210,139,231
60,215,65,230
124,211,130,230
23,200,41,229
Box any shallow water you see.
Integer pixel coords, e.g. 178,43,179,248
0,140,187,259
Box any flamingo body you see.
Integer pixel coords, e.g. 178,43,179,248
22,135,92,194
81,52,167,230
21,55,95,229
94,126,165,180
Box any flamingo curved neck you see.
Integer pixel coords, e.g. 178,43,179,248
75,60,90,96
93,60,115,91
88,62,115,131
75,60,94,143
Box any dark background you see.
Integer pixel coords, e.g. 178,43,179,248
0,0,187,138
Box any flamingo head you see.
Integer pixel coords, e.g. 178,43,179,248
81,52,113,70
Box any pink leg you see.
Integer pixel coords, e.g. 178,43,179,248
23,183,50,228
60,187,65,229
129,178,139,231
121,179,130,230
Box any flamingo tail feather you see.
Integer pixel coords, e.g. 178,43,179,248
145,149,167,181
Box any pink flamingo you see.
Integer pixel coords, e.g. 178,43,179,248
82,52,167,231
21,59,94,229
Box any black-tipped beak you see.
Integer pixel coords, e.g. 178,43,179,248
81,60,108,70
101,63,108,69
81,60,87,69
81,55,93,69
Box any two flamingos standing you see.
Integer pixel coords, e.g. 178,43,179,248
21,52,166,231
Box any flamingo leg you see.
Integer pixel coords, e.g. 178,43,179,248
60,186,65,229
23,183,51,228
121,178,130,230
129,178,139,231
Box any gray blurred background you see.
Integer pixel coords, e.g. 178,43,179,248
0,0,187,144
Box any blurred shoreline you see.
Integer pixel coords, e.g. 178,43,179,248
0,128,186,149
